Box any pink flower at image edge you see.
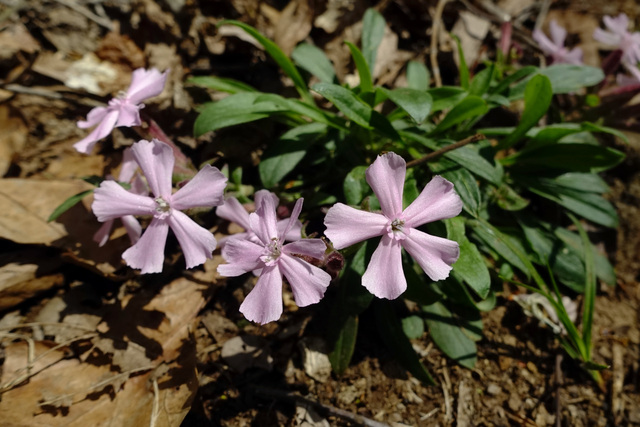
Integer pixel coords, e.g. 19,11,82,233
217,190,331,324
74,68,168,154
92,139,227,273
593,13,640,65
324,152,463,300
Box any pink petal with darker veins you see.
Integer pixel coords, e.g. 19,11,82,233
239,265,283,324
122,218,170,274
280,198,303,240
361,235,406,299
401,229,459,281
250,191,280,244
92,180,156,221
121,215,142,244
73,109,119,154
217,197,252,230
279,254,331,307
403,175,463,228
283,238,326,260
171,165,227,210
126,68,168,105
166,210,217,269
131,139,174,198
366,152,406,218
324,203,388,249
218,238,265,276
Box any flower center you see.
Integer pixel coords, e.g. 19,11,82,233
261,237,282,265
386,217,408,240
154,196,172,219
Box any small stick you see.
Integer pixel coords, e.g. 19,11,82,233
52,0,114,30
251,386,390,427
554,353,563,427
406,133,485,168
430,0,448,88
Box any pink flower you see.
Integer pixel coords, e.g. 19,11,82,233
532,20,583,65
216,192,303,248
93,147,145,246
616,62,640,86
217,190,331,324
75,68,168,154
324,152,462,299
593,13,640,65
92,139,227,273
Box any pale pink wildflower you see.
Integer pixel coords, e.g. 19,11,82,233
593,13,640,65
216,192,303,248
616,62,640,86
532,20,583,65
324,152,462,299
75,68,168,154
92,139,227,273
93,148,145,246
217,190,331,324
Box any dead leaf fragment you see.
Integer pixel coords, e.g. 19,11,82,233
0,105,28,177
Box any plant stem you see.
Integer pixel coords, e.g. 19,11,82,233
406,133,485,168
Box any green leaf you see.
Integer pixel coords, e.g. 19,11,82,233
48,189,94,222
345,41,373,93
445,217,491,298
508,143,625,173
402,315,425,339
433,96,488,133
259,123,326,188
493,183,529,211
186,76,257,93
219,20,314,104
361,8,386,72
312,83,400,139
291,42,336,83
554,227,616,286
509,65,604,98
423,300,477,368
381,87,432,124
499,74,552,150
452,34,469,89
570,214,595,360
194,92,283,137
343,165,369,205
428,86,468,113
430,158,481,217
470,221,530,277
253,93,345,130
374,300,436,385
407,61,430,90
328,314,358,375
491,66,538,96
469,64,495,96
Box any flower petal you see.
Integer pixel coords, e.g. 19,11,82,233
283,238,326,260
277,218,302,242
593,28,620,46
131,139,174,198
361,235,406,299
218,238,265,276
402,175,463,228
280,198,303,240
121,215,142,244
323,203,387,249
78,106,109,129
73,109,119,154
166,210,216,269
564,48,584,65
92,180,155,221
114,102,142,127
279,254,330,307
532,29,558,56
118,148,138,182
216,197,252,230
549,20,567,47
171,165,227,210
93,220,114,247
126,68,168,105
402,228,459,281
239,265,283,324
250,190,279,244
122,218,169,274
604,14,628,35
366,152,406,218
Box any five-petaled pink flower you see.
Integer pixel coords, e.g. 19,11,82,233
75,68,168,154
92,139,227,273
532,20,583,65
217,190,331,324
324,152,462,299
216,192,302,248
593,13,640,65
93,147,145,247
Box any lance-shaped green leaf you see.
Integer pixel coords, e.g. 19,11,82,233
345,41,373,93
452,34,469,89
423,300,477,368
469,63,495,96
381,87,432,124
292,42,336,83
433,96,488,133
48,190,94,222
407,61,430,90
361,8,386,72
446,217,491,298
498,74,552,150
186,76,257,93
430,158,481,217
428,86,468,113
219,20,314,104
507,143,625,173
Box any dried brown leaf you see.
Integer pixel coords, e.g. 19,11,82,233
0,106,28,177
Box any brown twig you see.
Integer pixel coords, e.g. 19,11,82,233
555,353,563,427
430,0,448,88
251,386,390,427
406,133,485,168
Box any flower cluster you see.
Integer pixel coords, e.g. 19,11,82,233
84,70,464,324
532,20,583,65
593,13,640,66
